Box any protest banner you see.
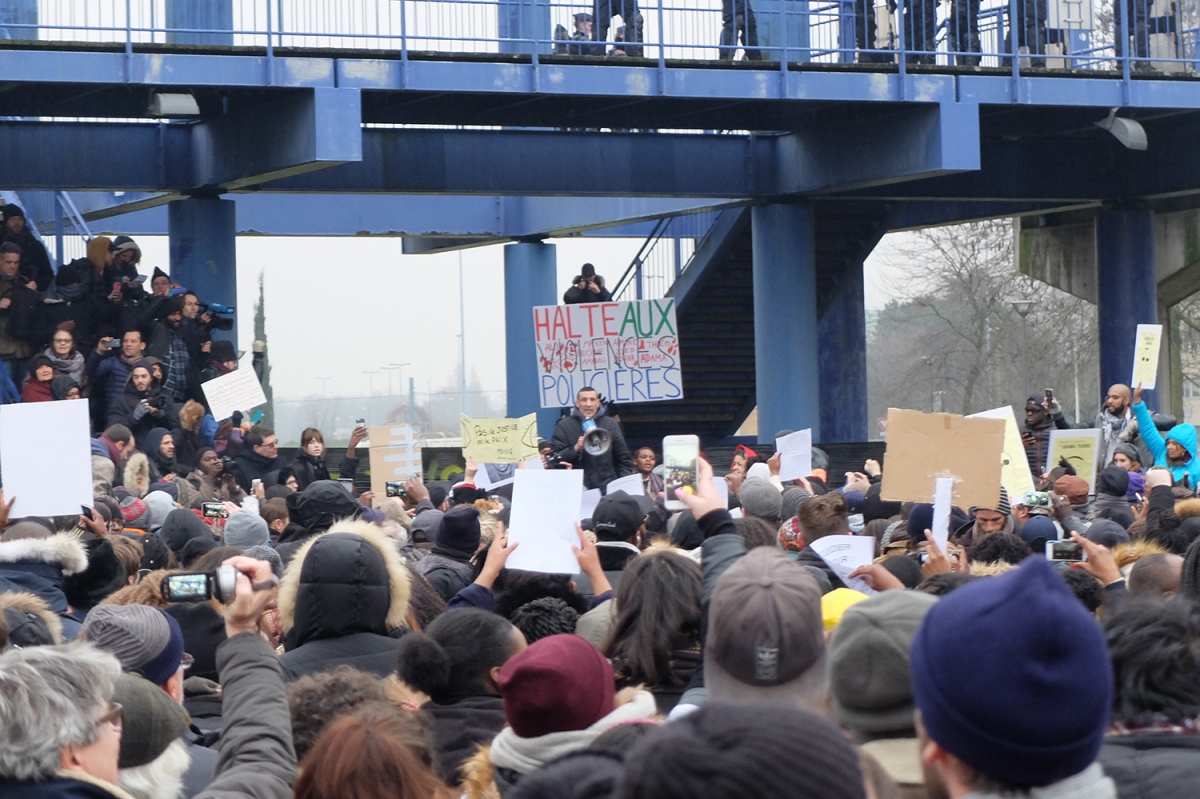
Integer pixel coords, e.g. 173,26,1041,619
1132,324,1163,389
968,406,1036,501
460,413,539,464
507,469,586,574
201,367,267,421
880,409,1005,509
1047,429,1103,492
534,299,682,408
367,424,422,497
0,400,92,517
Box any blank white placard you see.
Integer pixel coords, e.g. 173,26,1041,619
1,400,93,517
506,469,585,574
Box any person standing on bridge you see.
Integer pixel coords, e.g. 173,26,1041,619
719,0,761,61
551,386,634,491
593,0,642,57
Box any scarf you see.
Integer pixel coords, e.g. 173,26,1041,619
47,281,87,303
963,763,1115,799
162,328,190,401
44,347,86,385
489,690,657,775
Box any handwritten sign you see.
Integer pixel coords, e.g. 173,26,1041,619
460,413,539,464
1047,429,1103,492
201,366,267,421
534,299,682,408
1132,324,1163,389
808,535,877,596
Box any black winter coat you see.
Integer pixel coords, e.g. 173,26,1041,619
412,551,476,601
230,447,286,493
550,406,634,491
1099,732,1200,799
423,694,508,785
291,450,362,491
107,379,180,441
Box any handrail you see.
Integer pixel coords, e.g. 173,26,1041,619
612,217,670,300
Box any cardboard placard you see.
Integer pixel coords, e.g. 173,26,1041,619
1047,428,1103,493
967,405,1036,501
367,424,422,497
0,400,93,517
1132,324,1163,390
879,408,1005,509
201,367,267,421
460,413,539,464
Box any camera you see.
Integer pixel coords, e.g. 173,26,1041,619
161,564,279,604
105,338,121,350
198,301,235,332
1046,540,1085,562
1023,491,1052,508
219,455,234,474
546,454,570,470
386,481,406,498
201,501,229,519
147,395,166,410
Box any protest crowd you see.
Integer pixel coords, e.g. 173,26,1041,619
1,237,1200,799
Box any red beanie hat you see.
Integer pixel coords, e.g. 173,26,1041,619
496,634,615,738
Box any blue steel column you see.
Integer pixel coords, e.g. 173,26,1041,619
166,0,233,46
498,0,551,54
0,0,36,40
504,242,559,438
752,204,820,444
818,263,867,442
168,198,238,345
1096,209,1158,409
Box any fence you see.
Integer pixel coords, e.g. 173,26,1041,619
0,0,1195,74
611,209,721,301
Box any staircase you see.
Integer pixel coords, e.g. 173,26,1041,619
617,201,895,444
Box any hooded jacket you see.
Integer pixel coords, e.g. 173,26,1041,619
277,520,413,681
550,402,634,491
1132,401,1200,490
0,269,37,360
275,480,362,565
0,533,89,640
229,445,286,494
142,427,182,482
0,589,65,646
106,358,180,440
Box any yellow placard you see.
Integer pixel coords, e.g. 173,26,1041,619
1046,429,1103,492
968,406,1036,501
460,413,540,464
1132,324,1162,390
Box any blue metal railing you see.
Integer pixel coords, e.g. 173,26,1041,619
0,0,1195,73
612,209,722,301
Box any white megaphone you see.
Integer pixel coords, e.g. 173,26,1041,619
581,419,611,456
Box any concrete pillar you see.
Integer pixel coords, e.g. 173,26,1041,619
168,197,238,344
166,0,233,46
818,262,867,442
0,0,38,41
504,242,559,438
751,204,819,444
1096,209,1157,409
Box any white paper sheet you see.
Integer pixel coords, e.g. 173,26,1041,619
506,469,586,574
808,535,878,595
201,366,267,421
776,429,813,481
712,476,729,508
605,473,645,497
580,488,602,520
1132,324,1163,389
1,400,93,517
930,477,954,551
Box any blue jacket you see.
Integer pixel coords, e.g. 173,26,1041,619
0,533,90,640
1132,401,1200,489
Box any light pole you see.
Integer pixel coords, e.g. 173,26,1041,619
316,376,330,397
362,369,380,396
390,362,410,396
1011,300,1035,397
380,364,401,396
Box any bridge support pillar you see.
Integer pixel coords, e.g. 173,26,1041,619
0,0,37,40
168,197,238,345
504,242,560,438
1097,209,1157,409
166,0,233,46
752,204,820,445
818,264,868,442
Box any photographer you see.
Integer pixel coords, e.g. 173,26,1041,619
145,296,197,404
562,262,612,304
187,447,248,503
106,359,180,440
88,329,147,426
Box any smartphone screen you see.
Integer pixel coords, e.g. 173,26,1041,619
164,573,210,601
1046,540,1085,562
662,435,700,510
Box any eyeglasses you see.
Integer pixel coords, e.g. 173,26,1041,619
98,702,124,731
261,440,279,449
181,653,194,672
52,338,72,344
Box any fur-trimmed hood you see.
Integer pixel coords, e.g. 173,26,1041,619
278,519,412,647
123,451,151,498
0,532,88,575
1174,498,1200,520
0,590,64,644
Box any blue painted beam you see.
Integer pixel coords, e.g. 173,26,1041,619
1096,210,1158,410
504,242,560,438
169,197,239,344
4,48,1200,111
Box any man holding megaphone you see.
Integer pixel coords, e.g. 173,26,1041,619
551,386,635,492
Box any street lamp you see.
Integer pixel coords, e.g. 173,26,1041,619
390,362,411,396
362,370,380,395
1011,301,1035,397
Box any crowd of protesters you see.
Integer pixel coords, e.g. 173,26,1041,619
2,245,1200,799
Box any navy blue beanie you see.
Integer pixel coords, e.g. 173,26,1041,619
907,503,934,543
910,557,1111,787
1018,515,1057,547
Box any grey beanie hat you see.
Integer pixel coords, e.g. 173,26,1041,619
828,590,938,734
244,544,283,578
781,487,812,521
740,477,782,522
81,604,184,686
223,511,270,548
144,491,175,532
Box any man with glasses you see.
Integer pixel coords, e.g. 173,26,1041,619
230,424,287,494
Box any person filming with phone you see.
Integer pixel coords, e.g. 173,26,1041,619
562,263,612,304
551,386,633,491
1020,390,1076,475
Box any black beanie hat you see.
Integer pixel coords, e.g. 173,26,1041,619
160,508,215,557
2,203,24,221
63,539,128,611
209,339,237,363
140,532,173,571
152,266,169,281
163,602,227,683
615,702,865,799
436,505,481,554
1096,466,1130,498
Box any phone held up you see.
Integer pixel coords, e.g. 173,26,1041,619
662,434,700,511
1046,540,1085,563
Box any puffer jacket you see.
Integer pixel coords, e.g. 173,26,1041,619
1098,732,1200,799
277,520,412,681
1133,401,1200,490
0,533,89,640
412,550,477,601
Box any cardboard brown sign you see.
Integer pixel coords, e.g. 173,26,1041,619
880,408,1006,510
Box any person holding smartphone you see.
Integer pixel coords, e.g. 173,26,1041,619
1020,391,1077,476
550,386,634,491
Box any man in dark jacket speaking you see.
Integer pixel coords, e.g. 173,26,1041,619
551,386,634,492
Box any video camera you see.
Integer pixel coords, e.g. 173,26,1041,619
199,301,235,332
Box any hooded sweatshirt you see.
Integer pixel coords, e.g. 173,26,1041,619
1133,401,1200,490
